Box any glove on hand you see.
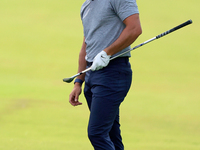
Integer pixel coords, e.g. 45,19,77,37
91,51,111,71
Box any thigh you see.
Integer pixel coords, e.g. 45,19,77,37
91,60,132,100
84,71,93,110
88,89,121,135
88,64,132,134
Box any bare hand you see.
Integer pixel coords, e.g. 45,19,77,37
69,84,83,106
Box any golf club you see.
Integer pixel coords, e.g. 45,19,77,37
63,19,192,83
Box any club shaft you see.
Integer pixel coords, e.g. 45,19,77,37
63,20,192,82
71,67,91,79
110,37,156,60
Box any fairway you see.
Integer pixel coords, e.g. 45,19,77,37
0,0,200,150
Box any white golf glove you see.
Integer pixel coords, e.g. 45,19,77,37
91,51,111,71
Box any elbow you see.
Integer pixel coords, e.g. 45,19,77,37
135,27,142,38
139,27,142,36
129,27,142,41
128,24,142,39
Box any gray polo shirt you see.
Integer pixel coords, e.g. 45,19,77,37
81,0,139,62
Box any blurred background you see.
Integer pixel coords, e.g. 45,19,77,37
0,0,199,149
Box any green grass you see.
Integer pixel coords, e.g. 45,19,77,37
0,0,200,149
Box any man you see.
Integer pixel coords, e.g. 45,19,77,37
69,0,142,149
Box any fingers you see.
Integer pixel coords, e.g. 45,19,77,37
91,51,111,71
69,93,82,106
71,100,82,106
69,84,82,106
74,95,83,106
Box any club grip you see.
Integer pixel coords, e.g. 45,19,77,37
156,19,192,39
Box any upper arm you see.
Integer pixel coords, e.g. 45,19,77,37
123,14,142,36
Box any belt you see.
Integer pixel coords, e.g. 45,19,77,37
86,57,129,67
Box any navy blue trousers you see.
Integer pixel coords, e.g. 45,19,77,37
84,57,132,150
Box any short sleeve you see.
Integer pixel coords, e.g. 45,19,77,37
111,0,139,21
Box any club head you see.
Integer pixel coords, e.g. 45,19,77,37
63,77,74,83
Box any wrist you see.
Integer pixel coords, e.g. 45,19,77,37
74,78,84,86
103,49,112,56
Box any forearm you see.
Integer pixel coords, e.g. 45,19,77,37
76,37,87,82
104,27,141,55
69,38,86,106
104,14,142,56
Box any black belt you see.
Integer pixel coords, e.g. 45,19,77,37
86,57,129,67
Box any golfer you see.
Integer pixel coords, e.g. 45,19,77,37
69,0,142,149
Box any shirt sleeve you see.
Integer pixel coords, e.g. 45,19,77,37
111,0,139,21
